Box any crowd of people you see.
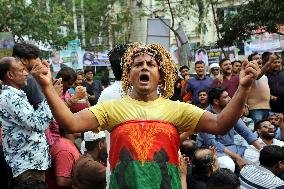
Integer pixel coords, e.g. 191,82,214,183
0,41,284,189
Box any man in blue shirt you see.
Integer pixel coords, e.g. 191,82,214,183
0,57,53,188
197,86,261,170
184,61,213,105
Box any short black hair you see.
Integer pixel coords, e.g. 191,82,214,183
76,70,84,76
262,51,272,64
259,145,284,167
219,58,230,66
208,86,227,104
180,140,197,160
198,89,208,96
179,65,190,72
197,49,206,54
85,137,105,151
0,57,13,80
84,67,94,75
206,168,240,189
12,43,40,60
231,60,242,66
108,44,129,81
254,118,270,131
248,52,259,61
56,67,76,83
195,60,204,67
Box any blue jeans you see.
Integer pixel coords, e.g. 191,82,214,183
249,109,270,123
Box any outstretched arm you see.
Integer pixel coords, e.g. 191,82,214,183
257,53,276,79
31,61,99,133
195,60,261,135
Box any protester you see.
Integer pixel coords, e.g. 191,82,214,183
183,60,213,105
206,168,240,189
0,128,13,189
84,67,103,106
266,54,284,113
180,139,197,187
170,68,183,101
188,148,219,189
45,127,80,189
0,57,53,188
268,112,284,141
67,70,90,113
212,58,239,98
208,63,220,79
12,42,45,109
243,119,284,165
197,89,209,109
179,65,192,103
32,42,260,188
98,44,129,189
231,60,242,76
240,145,284,188
197,86,261,170
72,131,107,189
246,52,274,123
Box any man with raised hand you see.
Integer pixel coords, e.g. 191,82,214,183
32,42,260,189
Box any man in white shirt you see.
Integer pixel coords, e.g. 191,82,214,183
240,145,284,189
244,119,284,165
0,57,52,188
97,44,129,188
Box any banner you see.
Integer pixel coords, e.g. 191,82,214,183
244,40,282,56
245,32,284,56
67,39,81,51
0,32,14,58
92,51,110,67
50,50,84,72
195,49,209,67
207,46,237,65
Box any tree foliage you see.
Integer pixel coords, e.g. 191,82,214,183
0,0,74,47
0,0,134,50
151,0,211,35
218,0,284,47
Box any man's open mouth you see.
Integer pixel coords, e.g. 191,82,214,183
139,74,149,83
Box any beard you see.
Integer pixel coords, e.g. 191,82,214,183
262,132,275,140
98,148,108,165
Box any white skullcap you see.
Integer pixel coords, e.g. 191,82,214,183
217,156,235,172
84,131,105,142
209,63,220,70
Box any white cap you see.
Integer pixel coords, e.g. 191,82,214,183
217,156,235,172
84,131,105,142
209,63,220,70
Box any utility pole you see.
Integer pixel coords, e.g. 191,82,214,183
81,0,86,47
46,0,50,12
72,0,78,36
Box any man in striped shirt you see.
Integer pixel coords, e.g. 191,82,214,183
240,145,284,189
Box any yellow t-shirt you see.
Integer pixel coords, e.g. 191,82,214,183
89,96,205,132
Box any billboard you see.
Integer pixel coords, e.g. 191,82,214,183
195,49,209,67
147,18,170,50
207,46,238,65
50,50,84,72
0,32,14,58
